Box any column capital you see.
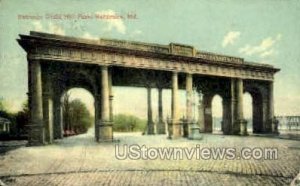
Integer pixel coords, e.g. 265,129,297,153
42,92,51,97
27,56,41,62
100,65,108,70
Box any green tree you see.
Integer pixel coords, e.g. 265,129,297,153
65,99,93,134
0,98,18,138
62,92,71,132
15,101,29,136
0,97,5,112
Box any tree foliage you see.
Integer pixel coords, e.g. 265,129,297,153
0,97,5,112
113,114,146,132
63,97,93,135
0,99,28,139
15,101,29,135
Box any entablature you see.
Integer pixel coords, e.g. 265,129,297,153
17,32,280,81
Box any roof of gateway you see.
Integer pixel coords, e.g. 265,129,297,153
18,31,279,72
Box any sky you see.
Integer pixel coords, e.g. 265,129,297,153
0,0,299,119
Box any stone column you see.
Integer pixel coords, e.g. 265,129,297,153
53,94,63,139
169,72,181,138
108,70,114,121
42,73,53,144
252,97,262,133
235,78,247,135
268,81,278,134
203,94,213,133
94,94,100,141
262,98,269,132
198,92,205,132
185,73,193,137
147,87,155,134
28,60,45,145
230,79,237,135
44,95,53,144
222,98,232,135
157,88,166,134
98,66,113,141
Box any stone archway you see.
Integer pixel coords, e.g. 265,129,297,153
60,88,95,137
202,93,227,134
244,86,264,133
18,31,280,145
41,63,100,143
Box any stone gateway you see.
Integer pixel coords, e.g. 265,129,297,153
17,31,280,146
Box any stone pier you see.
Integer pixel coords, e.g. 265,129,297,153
185,73,193,137
169,72,181,139
28,60,45,146
98,66,113,141
157,88,166,134
147,87,155,134
233,78,248,136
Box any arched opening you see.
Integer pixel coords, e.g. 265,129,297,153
113,87,148,133
244,92,253,134
113,86,184,135
212,94,223,133
244,87,264,134
60,88,95,138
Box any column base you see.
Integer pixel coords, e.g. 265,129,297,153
147,121,155,135
232,122,240,135
233,119,248,136
222,120,232,135
167,121,181,139
97,121,113,142
197,122,205,133
271,118,280,135
182,120,189,137
239,119,248,136
26,124,45,146
188,123,203,140
157,121,166,134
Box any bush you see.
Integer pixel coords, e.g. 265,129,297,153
113,114,146,132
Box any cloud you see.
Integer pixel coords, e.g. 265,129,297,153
222,31,241,47
129,29,143,38
48,22,65,35
260,49,274,58
96,9,126,34
132,29,142,35
239,34,281,58
32,21,43,32
82,32,97,40
31,21,65,35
